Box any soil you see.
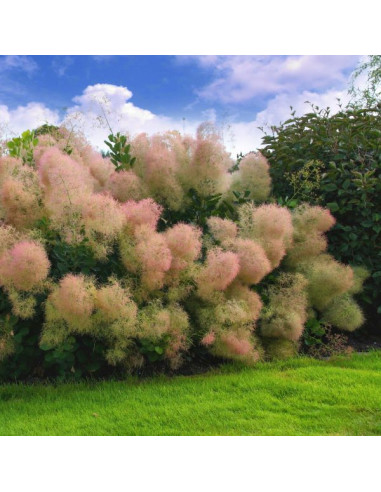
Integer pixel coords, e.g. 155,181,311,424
346,332,381,352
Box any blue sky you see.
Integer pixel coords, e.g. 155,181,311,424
0,55,362,154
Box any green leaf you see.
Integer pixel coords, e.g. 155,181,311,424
327,202,339,212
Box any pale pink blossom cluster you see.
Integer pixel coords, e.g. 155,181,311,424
197,248,240,299
286,204,336,266
230,152,272,202
0,240,50,292
239,203,293,268
164,223,202,273
121,198,162,232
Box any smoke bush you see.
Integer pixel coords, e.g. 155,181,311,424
137,302,190,367
80,192,126,259
164,223,202,273
1,178,43,229
0,224,20,256
207,217,237,243
133,225,172,291
239,203,293,268
107,170,147,202
144,140,184,210
79,145,114,190
122,198,162,232
93,280,138,362
0,240,50,292
7,289,37,319
212,329,261,365
262,338,299,360
348,266,370,295
230,152,271,202
48,274,96,333
322,294,365,332
300,254,354,311
286,205,336,267
0,156,21,187
0,125,368,379
261,273,308,341
185,137,232,197
197,248,240,299
232,238,272,285
225,281,263,322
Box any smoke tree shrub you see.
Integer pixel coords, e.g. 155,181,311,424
0,124,368,380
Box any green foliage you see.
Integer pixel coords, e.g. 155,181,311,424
6,130,38,166
161,187,251,230
104,132,136,171
261,104,381,326
138,337,168,363
302,317,326,348
34,124,60,138
35,217,126,282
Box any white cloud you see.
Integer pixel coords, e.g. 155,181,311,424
0,102,60,137
184,55,359,103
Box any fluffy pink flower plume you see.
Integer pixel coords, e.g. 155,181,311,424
298,205,336,233
134,226,172,291
263,239,287,269
226,282,263,322
122,198,163,232
286,205,337,266
232,152,271,202
197,248,240,297
252,204,293,241
233,239,272,285
37,148,95,229
80,193,126,237
201,331,216,346
240,203,293,268
52,274,94,324
220,332,252,356
129,132,150,173
207,217,237,243
187,139,232,196
1,178,41,229
95,282,137,323
0,241,50,291
107,170,146,202
33,134,56,163
143,140,184,210
145,139,178,179
80,147,114,190
164,223,202,271
0,157,22,189
38,147,94,195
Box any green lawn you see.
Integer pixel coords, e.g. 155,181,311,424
1,351,381,435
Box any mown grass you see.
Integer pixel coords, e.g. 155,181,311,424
1,351,380,436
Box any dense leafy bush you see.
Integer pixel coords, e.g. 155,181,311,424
261,105,381,327
0,124,367,380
